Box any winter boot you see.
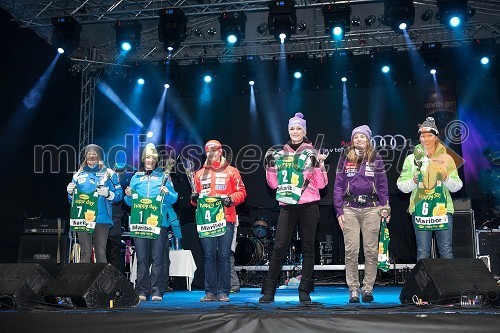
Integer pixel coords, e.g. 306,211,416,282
259,278,277,304
298,278,315,304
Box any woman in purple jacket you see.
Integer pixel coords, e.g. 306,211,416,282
333,125,390,303
259,113,328,304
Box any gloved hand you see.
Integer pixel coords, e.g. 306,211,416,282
222,196,233,207
97,186,110,198
264,149,276,168
190,193,199,202
304,150,319,168
67,182,76,195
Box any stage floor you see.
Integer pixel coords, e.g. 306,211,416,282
2,286,500,332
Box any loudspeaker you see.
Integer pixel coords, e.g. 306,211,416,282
0,263,51,308
44,263,139,308
18,235,69,276
476,230,500,276
452,211,475,258
400,259,499,304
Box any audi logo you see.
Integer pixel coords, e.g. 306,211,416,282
370,134,409,151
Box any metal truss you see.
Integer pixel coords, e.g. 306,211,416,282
1,0,499,64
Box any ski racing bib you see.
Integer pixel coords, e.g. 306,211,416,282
195,196,227,238
70,188,99,234
275,151,311,204
377,217,390,272
129,191,163,239
414,175,449,231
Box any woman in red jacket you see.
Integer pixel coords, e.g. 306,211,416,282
190,140,247,302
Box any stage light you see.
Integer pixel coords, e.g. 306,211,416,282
158,8,188,53
430,68,437,75
194,28,203,38
242,55,261,87
137,78,145,85
341,77,347,82
399,22,407,30
57,48,64,54
219,11,247,46
249,80,255,86
323,4,351,40
298,21,307,32
365,15,376,27
332,49,353,79
51,16,82,55
293,71,302,79
421,9,434,21
268,0,297,43
115,19,142,52
437,0,468,29
481,57,490,65
164,83,170,89
206,27,217,37
257,23,268,35
381,65,391,73
204,75,212,83
384,0,415,33
351,16,361,27
147,131,154,138
421,42,442,71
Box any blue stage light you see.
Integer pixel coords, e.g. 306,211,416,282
430,68,437,75
121,42,132,51
480,57,490,65
137,78,145,85
332,26,343,37
381,65,390,74
341,77,347,82
147,131,154,138
204,75,212,83
164,83,170,89
57,48,65,54
249,80,255,86
227,34,238,44
293,71,302,79
449,16,461,28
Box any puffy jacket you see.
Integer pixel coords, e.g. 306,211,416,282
397,142,463,214
68,164,124,226
124,168,178,228
192,156,247,223
266,141,328,205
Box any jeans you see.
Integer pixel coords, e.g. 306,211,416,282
267,202,319,281
78,224,109,263
199,223,235,296
413,213,454,261
134,227,167,297
342,206,380,292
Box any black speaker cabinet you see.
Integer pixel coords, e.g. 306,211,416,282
18,235,69,277
452,211,475,258
0,263,52,308
476,230,500,276
43,263,139,308
400,258,499,304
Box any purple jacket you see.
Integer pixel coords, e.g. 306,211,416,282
266,141,328,205
333,153,389,217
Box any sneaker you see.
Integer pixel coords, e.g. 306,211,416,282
200,293,217,302
349,289,360,303
362,290,374,303
151,295,163,302
138,295,147,302
218,294,230,302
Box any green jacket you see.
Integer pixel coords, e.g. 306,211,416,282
397,143,463,214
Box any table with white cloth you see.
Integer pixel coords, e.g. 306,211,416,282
130,249,197,291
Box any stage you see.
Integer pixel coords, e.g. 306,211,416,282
2,286,500,332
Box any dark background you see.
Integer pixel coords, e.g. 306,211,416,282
1,8,499,267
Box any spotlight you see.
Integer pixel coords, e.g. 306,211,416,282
268,0,297,43
293,71,302,79
257,23,268,35
57,48,65,54
297,21,307,32
51,16,82,55
204,75,212,83
378,14,386,25
206,26,217,37
381,65,391,73
365,15,376,27
194,28,203,38
147,131,154,138
351,16,361,27
242,55,261,86
399,22,407,30
480,57,489,65
421,42,442,72
384,0,415,33
430,68,437,75
69,63,81,76
472,38,495,65
219,11,247,46
115,19,142,52
164,83,170,89
249,80,255,86
158,8,188,53
371,46,395,74
137,78,145,85
421,9,434,21
341,77,347,82
323,4,351,40
287,53,308,80
437,0,468,29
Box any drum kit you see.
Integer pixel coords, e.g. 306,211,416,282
234,217,303,266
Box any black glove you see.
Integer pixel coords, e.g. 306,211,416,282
190,193,199,202
305,150,319,168
222,197,233,207
265,149,276,168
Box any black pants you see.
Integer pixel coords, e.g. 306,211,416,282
267,202,319,281
106,235,125,275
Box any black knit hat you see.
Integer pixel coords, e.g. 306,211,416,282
418,117,439,136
